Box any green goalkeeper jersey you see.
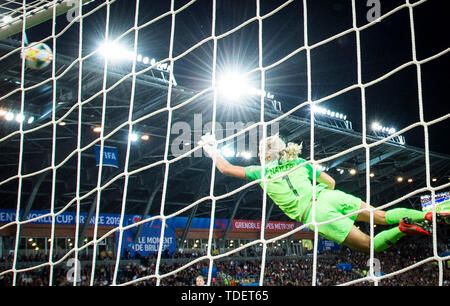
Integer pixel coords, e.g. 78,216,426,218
245,158,327,222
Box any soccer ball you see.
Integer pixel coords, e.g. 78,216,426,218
21,42,53,70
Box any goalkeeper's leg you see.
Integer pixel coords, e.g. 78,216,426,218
356,203,450,226
342,218,432,253
355,202,428,225
347,203,433,253
309,192,438,253
342,203,450,253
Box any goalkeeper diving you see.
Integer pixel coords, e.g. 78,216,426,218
198,133,449,253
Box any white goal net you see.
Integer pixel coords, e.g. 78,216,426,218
0,0,449,287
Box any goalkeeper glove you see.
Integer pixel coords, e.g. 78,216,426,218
198,132,218,158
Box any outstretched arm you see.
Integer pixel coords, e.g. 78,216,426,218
198,133,246,179
213,154,246,179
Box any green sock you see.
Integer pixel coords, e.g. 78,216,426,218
373,227,405,252
385,208,427,225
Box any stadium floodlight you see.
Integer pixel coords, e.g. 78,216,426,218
93,126,102,133
218,72,251,100
371,121,405,144
217,70,276,103
130,133,138,142
0,109,35,124
5,112,14,121
2,16,13,24
371,122,396,135
311,105,347,121
98,40,135,61
371,122,382,131
15,113,25,123
141,134,150,141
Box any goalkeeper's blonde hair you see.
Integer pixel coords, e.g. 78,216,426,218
259,134,303,163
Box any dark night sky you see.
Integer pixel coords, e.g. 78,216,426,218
20,0,450,154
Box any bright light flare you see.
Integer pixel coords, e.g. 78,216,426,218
98,41,135,61
5,112,14,121
2,16,13,24
130,133,138,142
93,126,102,133
311,105,347,120
15,113,25,123
218,72,251,100
371,122,382,131
371,122,396,134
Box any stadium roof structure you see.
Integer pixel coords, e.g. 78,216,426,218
1,33,449,237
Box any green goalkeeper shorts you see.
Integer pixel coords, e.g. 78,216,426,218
302,189,363,244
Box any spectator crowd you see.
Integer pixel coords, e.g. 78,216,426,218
0,238,448,286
